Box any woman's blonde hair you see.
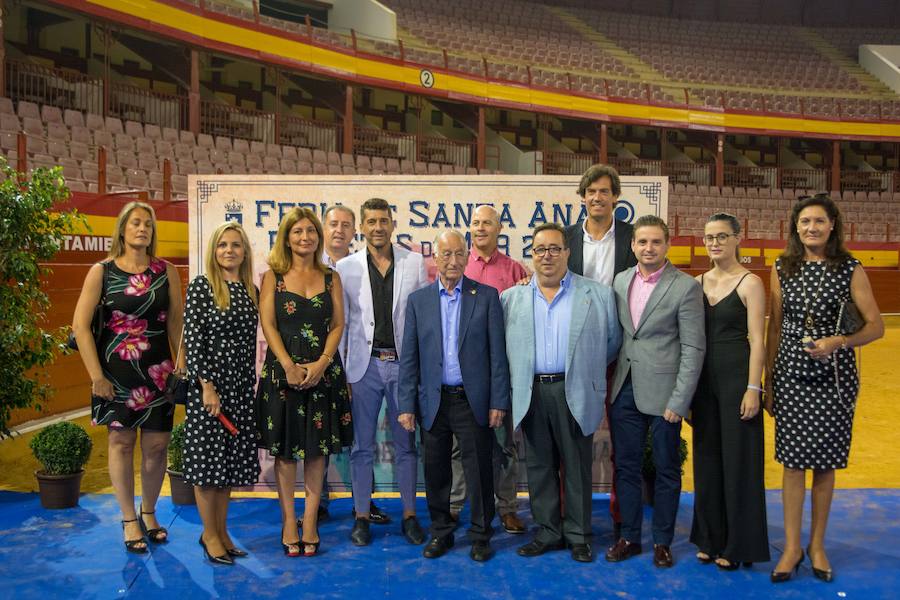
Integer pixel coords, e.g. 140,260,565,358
107,201,158,258
268,207,327,275
205,221,258,311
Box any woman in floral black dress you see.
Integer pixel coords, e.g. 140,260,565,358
257,207,352,557
183,221,260,565
72,201,183,553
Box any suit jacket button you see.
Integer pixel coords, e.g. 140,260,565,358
626,358,630,362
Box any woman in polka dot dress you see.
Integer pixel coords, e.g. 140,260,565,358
256,207,352,557
765,194,884,583
183,221,260,565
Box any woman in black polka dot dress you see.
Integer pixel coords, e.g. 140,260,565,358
184,221,261,565
765,194,884,583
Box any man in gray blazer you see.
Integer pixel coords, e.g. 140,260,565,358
605,215,705,569
502,223,621,563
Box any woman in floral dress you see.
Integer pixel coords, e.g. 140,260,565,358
257,207,353,557
72,201,183,553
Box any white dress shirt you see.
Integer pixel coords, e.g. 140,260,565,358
582,219,616,287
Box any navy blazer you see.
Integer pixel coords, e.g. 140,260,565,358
398,276,511,431
565,219,637,279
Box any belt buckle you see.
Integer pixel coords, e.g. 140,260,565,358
377,349,397,362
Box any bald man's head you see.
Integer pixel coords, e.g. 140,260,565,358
470,204,502,255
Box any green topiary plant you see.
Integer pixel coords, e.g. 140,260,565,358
641,433,689,479
167,422,186,473
0,158,85,437
29,421,93,475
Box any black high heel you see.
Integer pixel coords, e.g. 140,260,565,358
806,546,834,582
139,504,168,544
199,535,234,565
226,547,249,558
301,539,321,557
696,551,714,564
770,550,804,583
716,558,740,571
121,518,148,554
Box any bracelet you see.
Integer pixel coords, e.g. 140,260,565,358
840,335,849,350
321,353,334,364
747,384,764,392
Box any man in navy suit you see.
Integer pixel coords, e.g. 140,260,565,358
399,230,510,562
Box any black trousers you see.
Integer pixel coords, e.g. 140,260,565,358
421,390,495,541
522,380,593,545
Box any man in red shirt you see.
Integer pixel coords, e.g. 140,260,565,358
447,204,528,534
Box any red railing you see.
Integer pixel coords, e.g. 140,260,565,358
419,136,476,168
201,100,275,143
108,83,188,131
539,150,597,175
780,168,828,191
841,170,893,192
723,165,778,189
353,127,416,161
4,59,103,115
280,114,342,152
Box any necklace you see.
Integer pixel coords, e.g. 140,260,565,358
800,262,827,330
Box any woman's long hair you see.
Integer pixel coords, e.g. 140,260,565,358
107,201,158,259
268,207,327,275
779,193,852,278
205,221,258,311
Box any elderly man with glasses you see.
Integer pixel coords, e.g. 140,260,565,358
500,222,622,563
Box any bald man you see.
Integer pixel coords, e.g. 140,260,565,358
446,204,528,533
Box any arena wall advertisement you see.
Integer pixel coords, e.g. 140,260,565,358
188,174,668,492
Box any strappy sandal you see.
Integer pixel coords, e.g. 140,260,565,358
139,505,168,543
121,518,148,554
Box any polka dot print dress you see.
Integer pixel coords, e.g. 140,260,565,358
773,257,860,470
183,276,261,487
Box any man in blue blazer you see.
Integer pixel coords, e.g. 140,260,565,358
399,230,510,562
501,222,622,563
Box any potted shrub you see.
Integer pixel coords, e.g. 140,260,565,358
641,434,689,506
167,422,195,505
30,421,93,508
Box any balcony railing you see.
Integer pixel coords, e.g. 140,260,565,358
280,114,342,152
201,101,275,143
108,83,188,131
5,59,102,115
723,165,778,189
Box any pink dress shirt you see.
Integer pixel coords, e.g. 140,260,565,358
465,249,528,292
628,262,668,330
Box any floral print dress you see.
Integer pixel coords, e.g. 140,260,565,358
256,270,353,460
90,258,175,431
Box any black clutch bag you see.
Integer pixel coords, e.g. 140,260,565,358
68,262,109,351
164,371,189,405
838,299,864,335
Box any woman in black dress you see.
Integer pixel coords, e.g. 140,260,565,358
257,207,353,557
183,221,260,565
766,194,884,583
72,201,183,553
690,213,769,570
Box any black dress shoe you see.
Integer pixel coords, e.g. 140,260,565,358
771,550,804,583
605,538,642,562
422,534,454,558
517,539,565,557
351,502,392,525
470,540,494,562
402,516,426,545
350,519,371,546
570,543,594,563
653,544,674,568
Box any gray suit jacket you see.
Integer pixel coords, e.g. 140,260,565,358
501,273,621,436
610,263,705,418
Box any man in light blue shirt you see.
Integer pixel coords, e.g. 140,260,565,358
501,222,621,563
399,230,510,562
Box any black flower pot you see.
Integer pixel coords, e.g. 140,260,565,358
167,469,196,505
35,470,84,509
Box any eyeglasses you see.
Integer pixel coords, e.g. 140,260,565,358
437,251,467,260
532,246,564,257
703,233,736,245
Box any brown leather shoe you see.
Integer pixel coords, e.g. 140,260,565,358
501,512,526,534
605,538,642,562
653,544,674,568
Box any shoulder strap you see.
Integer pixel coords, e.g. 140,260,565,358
100,260,110,303
325,269,333,291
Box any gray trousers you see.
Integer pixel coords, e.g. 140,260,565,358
449,408,519,516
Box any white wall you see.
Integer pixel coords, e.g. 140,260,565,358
329,0,396,40
860,45,900,95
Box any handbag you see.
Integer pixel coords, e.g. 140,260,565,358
67,261,109,351
164,324,188,405
837,298,864,335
